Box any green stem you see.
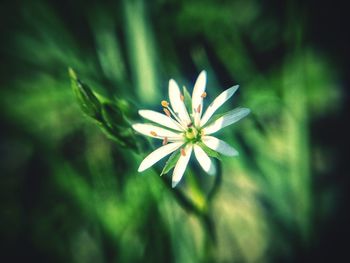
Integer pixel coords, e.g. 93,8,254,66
146,142,223,261
154,168,202,216
207,160,222,204
154,166,220,261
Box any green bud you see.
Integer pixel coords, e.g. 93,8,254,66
101,102,137,150
69,68,137,150
69,68,101,120
102,103,124,131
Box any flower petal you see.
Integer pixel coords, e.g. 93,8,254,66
192,70,207,126
202,136,238,156
169,79,191,126
138,142,184,172
138,110,183,131
172,144,192,187
194,144,216,175
203,107,250,135
132,123,182,141
200,85,239,127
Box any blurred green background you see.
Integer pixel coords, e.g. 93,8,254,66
1,0,349,262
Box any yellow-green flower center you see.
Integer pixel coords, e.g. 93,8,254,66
185,127,202,142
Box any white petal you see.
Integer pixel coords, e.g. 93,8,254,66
192,71,207,126
132,123,182,141
193,144,216,175
169,79,191,125
200,85,239,127
172,144,192,188
203,136,238,156
138,110,183,131
138,142,184,172
203,108,250,135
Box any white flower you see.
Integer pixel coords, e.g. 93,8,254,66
132,70,250,187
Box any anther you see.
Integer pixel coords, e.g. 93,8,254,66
181,148,186,156
161,100,169,107
150,131,157,136
180,94,184,101
201,92,207,98
187,122,193,128
197,104,201,114
163,108,171,117
162,137,168,145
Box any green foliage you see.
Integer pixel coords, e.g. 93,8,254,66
197,142,221,160
101,102,137,149
182,85,193,113
69,68,102,121
161,150,181,175
0,0,344,262
70,68,137,150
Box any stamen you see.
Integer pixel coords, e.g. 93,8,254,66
187,122,193,128
167,107,183,124
161,100,169,107
162,137,168,145
197,104,201,114
181,148,186,156
180,94,184,101
161,101,186,129
163,108,171,117
150,131,157,136
201,92,207,98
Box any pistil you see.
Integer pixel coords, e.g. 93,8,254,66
185,127,201,142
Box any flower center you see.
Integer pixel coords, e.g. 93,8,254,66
185,127,202,142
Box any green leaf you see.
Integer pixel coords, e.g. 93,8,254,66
69,68,137,150
98,125,127,147
101,103,138,150
160,150,181,176
197,142,222,160
101,102,124,131
69,68,102,120
115,98,131,115
182,85,192,113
